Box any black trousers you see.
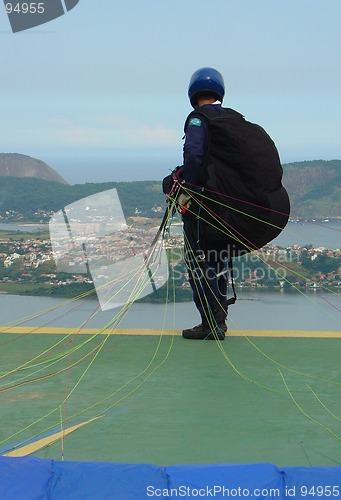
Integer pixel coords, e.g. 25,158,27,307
183,208,229,325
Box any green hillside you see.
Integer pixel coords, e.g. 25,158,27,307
282,159,341,218
0,160,339,220
0,177,164,219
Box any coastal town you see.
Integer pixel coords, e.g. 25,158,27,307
0,213,340,296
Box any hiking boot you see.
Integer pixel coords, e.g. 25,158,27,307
182,323,226,340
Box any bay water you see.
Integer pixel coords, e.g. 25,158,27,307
0,290,339,332
0,220,339,332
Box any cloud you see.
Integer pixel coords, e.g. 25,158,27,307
48,118,103,146
47,115,178,149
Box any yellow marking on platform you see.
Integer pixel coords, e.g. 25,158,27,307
229,330,341,338
0,326,340,338
3,416,101,457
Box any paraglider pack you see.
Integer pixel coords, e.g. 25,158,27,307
164,106,290,256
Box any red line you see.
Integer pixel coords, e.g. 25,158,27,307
186,181,290,218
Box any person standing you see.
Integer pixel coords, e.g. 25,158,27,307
164,67,289,341
178,67,229,341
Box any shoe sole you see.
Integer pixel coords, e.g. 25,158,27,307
182,332,225,341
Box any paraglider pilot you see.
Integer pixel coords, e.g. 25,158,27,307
163,67,290,341
163,68,229,340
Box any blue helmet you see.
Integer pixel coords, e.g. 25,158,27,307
188,67,225,108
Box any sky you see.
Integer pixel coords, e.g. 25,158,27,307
0,0,340,184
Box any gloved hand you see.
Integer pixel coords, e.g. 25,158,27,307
162,166,184,195
177,193,192,210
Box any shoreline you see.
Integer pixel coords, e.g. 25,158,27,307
0,283,339,301
0,217,340,228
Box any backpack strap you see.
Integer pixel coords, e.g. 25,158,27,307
185,107,244,128
184,107,245,184
226,256,237,306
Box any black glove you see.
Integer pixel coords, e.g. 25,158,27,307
162,166,184,195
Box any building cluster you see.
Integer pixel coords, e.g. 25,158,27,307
0,227,340,291
0,223,167,287
0,209,54,222
258,243,341,289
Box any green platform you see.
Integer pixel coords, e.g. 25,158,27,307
0,331,341,467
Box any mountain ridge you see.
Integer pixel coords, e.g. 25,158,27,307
0,158,339,219
0,153,68,185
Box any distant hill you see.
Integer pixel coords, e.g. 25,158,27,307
0,177,163,219
0,159,339,220
0,153,68,185
282,159,341,218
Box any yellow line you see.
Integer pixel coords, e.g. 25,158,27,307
229,330,341,338
3,417,101,457
0,326,340,338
